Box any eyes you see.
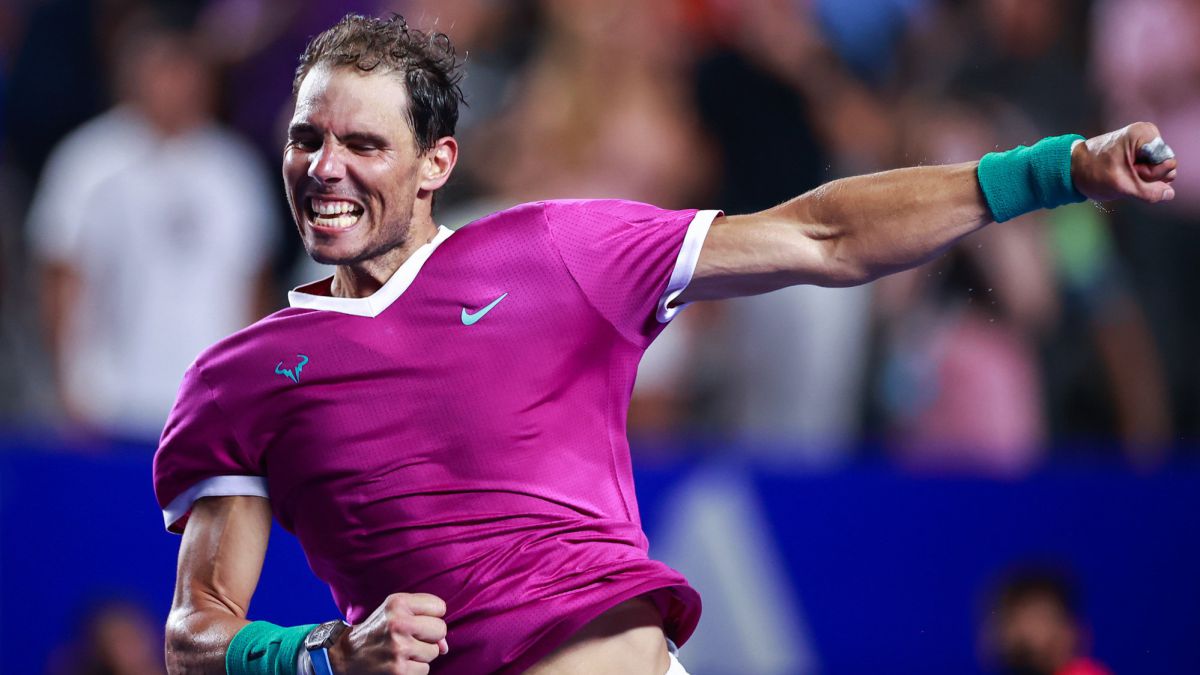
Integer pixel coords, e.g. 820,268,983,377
288,137,320,152
287,134,384,155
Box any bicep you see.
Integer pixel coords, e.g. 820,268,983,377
676,212,848,304
167,495,271,672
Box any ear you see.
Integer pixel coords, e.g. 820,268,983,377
419,136,458,192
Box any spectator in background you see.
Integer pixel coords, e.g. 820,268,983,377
981,568,1112,675
471,0,709,208
873,0,1171,469
27,13,277,442
955,0,1172,459
874,101,1057,473
1092,0,1200,443
691,0,883,458
48,598,165,675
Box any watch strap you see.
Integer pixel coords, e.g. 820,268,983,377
310,647,335,675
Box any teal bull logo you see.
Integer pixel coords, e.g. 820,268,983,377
275,354,309,383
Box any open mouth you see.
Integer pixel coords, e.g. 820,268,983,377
307,197,365,230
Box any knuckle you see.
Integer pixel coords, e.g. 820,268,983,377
388,616,413,636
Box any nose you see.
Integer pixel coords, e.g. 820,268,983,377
308,142,345,184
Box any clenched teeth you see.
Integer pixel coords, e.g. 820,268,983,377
308,197,363,229
313,213,360,229
311,198,362,215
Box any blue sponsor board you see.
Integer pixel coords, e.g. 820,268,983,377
2,438,1197,674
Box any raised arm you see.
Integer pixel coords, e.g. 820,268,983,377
167,495,271,674
679,122,1178,302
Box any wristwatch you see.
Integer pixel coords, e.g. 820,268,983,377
305,620,350,675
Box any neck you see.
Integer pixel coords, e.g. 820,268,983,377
330,218,439,299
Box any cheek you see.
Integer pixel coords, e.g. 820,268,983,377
283,151,309,175
368,163,420,208
282,155,304,195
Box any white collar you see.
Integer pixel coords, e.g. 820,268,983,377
287,225,455,317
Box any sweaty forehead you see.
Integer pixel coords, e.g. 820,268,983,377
292,64,411,136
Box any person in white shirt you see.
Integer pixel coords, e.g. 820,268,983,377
27,16,278,440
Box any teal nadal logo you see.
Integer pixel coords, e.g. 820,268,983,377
275,354,309,383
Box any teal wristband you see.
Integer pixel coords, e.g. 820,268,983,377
977,134,1087,222
226,621,318,675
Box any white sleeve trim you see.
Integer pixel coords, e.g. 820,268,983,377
656,210,720,323
162,475,269,531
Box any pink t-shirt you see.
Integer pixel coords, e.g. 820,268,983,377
153,200,719,674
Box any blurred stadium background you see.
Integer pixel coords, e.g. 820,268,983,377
1,0,1198,673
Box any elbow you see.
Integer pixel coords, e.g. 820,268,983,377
164,608,211,675
815,239,875,287
164,613,190,675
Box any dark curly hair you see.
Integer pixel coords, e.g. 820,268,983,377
294,14,465,154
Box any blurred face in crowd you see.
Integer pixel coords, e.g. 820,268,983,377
984,0,1063,59
123,31,215,134
996,592,1078,674
283,64,455,267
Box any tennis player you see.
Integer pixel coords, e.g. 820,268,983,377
153,13,1177,675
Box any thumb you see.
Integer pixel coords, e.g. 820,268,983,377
1137,180,1176,203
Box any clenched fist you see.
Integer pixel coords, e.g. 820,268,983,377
1072,122,1179,204
328,593,450,675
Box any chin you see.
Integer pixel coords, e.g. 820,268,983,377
306,247,361,266
303,238,363,266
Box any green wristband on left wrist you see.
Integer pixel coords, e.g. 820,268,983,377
226,621,318,675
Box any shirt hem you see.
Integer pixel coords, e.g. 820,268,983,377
496,579,701,675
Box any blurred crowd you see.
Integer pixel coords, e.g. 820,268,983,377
2,0,1198,474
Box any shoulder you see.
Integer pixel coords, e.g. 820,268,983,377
453,200,549,234
451,199,669,236
540,199,666,221
188,306,326,387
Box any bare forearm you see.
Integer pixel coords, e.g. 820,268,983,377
685,123,1173,303
776,162,990,285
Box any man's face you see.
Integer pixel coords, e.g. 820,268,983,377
283,64,425,266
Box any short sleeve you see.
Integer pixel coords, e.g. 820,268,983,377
542,200,720,346
153,362,267,533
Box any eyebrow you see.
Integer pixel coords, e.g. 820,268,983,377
340,131,389,148
287,123,389,148
287,122,318,138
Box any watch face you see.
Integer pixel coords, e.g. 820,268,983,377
306,620,347,650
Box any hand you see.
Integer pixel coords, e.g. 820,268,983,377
329,593,450,675
1071,122,1178,204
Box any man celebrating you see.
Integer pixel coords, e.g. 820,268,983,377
154,14,1177,675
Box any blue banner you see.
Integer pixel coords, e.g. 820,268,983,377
2,440,1196,674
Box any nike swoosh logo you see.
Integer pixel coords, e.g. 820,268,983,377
461,292,508,326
